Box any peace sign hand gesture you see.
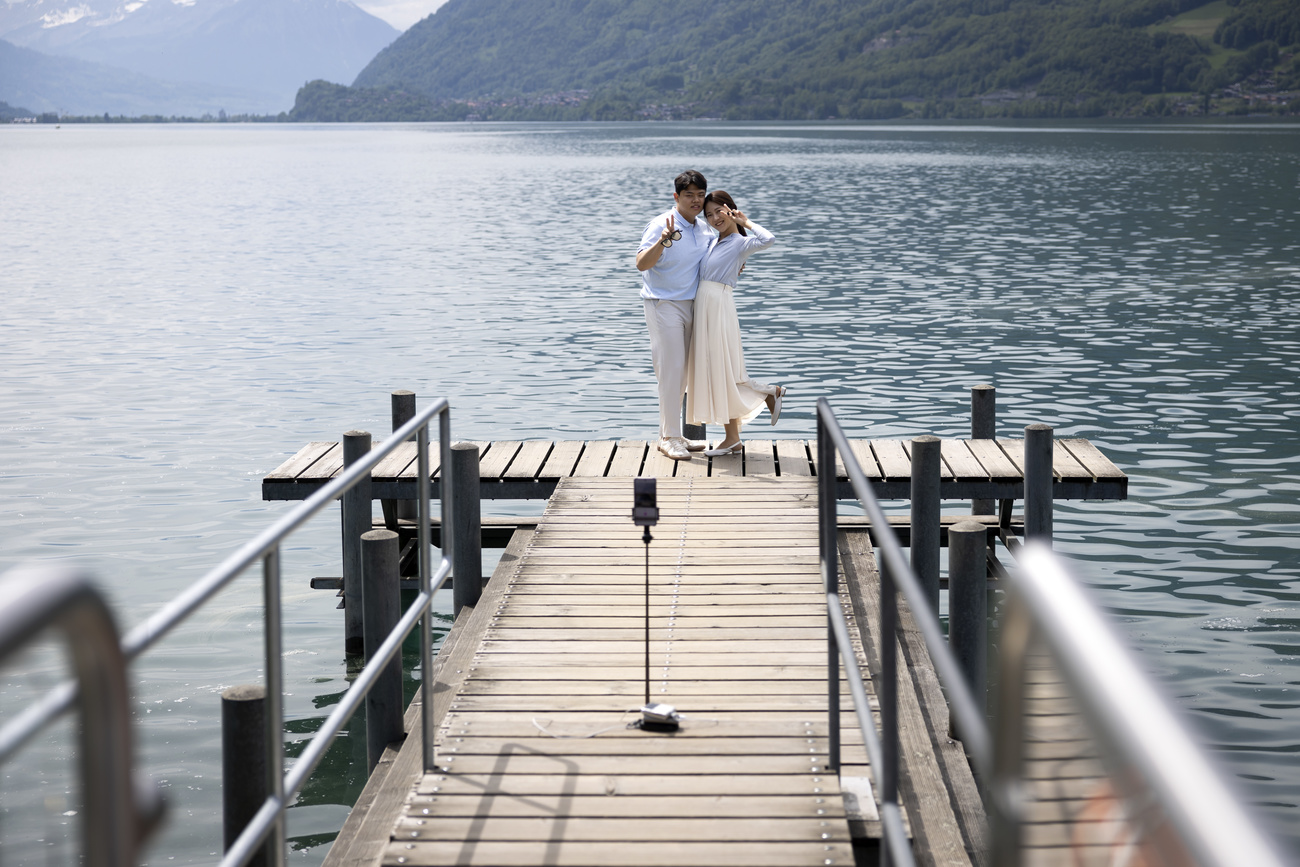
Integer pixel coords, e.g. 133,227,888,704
660,213,681,247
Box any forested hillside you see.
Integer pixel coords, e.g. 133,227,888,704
295,0,1299,120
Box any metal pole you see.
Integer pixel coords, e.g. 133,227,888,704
419,419,435,774
818,412,840,772
261,548,285,867
971,385,996,516
451,443,482,614
362,529,404,771
991,594,1032,867
222,685,268,867
1024,424,1053,544
391,390,417,522
879,555,899,867
947,521,988,740
341,430,372,655
910,435,941,616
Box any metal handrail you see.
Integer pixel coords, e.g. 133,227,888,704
0,398,456,867
0,566,165,867
817,398,991,867
1001,544,1285,867
816,397,1284,867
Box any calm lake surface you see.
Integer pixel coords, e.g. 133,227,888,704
2,120,1299,862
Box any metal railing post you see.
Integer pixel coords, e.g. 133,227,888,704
261,547,285,867
418,420,435,773
880,554,900,867
818,411,840,772
991,593,1032,867
910,435,941,615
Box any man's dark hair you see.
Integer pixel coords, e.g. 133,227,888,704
674,170,707,194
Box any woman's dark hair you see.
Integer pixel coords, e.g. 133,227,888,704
674,170,707,194
705,190,747,236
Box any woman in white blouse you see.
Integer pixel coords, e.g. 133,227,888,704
685,190,787,457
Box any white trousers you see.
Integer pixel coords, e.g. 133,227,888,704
643,298,694,439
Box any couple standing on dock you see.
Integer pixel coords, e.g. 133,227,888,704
636,170,787,462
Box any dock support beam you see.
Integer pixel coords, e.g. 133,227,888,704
1024,424,1053,544
342,430,372,655
948,521,987,739
362,529,404,772
971,384,996,516
451,443,483,614
221,685,269,867
683,394,705,443
910,435,941,615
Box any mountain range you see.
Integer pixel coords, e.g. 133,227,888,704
338,0,1298,120
1,0,397,115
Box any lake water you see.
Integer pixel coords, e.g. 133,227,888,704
2,120,1299,862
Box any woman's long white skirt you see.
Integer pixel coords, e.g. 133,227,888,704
686,279,779,426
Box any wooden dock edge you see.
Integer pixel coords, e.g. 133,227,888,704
321,527,535,867
839,530,989,867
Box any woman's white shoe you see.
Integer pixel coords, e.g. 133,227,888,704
703,441,744,457
769,386,787,426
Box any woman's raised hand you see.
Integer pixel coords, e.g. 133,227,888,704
728,207,750,227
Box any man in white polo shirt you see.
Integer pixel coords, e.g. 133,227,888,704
635,170,713,461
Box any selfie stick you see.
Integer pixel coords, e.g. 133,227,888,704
633,478,679,731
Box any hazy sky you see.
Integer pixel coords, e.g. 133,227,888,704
357,0,450,31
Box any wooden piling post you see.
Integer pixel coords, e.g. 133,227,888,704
342,430,372,655
221,685,268,867
971,385,996,516
362,529,404,772
391,391,417,522
910,435,941,615
948,521,987,738
1024,423,1053,543
451,443,482,614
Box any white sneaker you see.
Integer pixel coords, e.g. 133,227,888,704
658,438,692,461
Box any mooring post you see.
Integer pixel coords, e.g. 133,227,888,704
948,521,988,738
390,390,417,523
221,685,269,867
341,430,372,655
971,384,996,516
910,435,941,615
1024,423,1054,544
451,443,482,614
682,394,705,443
362,529,404,771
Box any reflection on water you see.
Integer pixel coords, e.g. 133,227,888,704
1,121,1298,860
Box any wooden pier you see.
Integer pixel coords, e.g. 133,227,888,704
263,437,1127,502
264,431,1128,866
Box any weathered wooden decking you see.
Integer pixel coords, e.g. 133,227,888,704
379,477,864,866
263,437,1127,501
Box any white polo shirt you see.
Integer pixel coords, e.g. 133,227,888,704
637,207,713,302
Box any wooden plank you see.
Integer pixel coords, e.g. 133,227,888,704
709,448,744,477
998,438,1032,477
538,440,585,478
1052,440,1092,481
606,440,646,477
807,442,847,478
265,441,337,480
940,440,987,481
675,450,710,477
640,443,680,477
384,840,854,866
773,439,812,476
372,440,419,480
743,440,777,476
394,816,851,842
965,438,1021,481
410,794,841,819
1058,438,1126,481
871,440,911,480
570,441,616,478
503,440,554,479
418,773,839,797
477,441,522,479
846,440,884,481
299,442,346,481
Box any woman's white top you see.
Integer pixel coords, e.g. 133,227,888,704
698,222,775,288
